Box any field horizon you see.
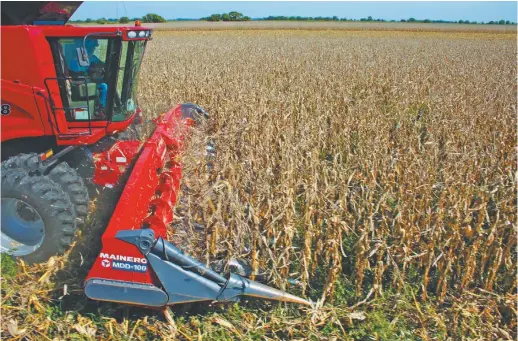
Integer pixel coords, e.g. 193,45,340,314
79,20,518,34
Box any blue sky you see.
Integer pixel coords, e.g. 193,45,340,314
72,1,518,22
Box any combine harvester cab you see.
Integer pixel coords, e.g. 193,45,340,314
1,2,310,309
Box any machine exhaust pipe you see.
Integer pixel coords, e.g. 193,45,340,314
115,229,311,307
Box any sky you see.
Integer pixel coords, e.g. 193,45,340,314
71,1,518,22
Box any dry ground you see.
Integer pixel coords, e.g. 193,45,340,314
1,25,517,340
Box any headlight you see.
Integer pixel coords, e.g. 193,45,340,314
127,31,137,38
145,31,150,37
138,31,146,38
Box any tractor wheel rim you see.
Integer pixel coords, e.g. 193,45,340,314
1,198,45,256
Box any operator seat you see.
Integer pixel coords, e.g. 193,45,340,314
60,40,100,120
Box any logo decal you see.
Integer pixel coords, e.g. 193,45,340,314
99,253,148,273
111,260,148,273
99,253,147,264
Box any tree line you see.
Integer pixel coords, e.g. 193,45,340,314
202,12,251,22
70,13,167,24
256,15,516,25
70,13,516,25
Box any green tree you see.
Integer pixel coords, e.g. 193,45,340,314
119,16,130,24
142,13,166,23
85,18,92,23
498,19,505,24
207,14,222,21
408,17,416,22
228,11,243,21
96,18,107,24
206,11,251,21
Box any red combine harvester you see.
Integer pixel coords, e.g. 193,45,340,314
1,2,310,307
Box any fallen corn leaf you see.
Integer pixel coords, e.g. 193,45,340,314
213,316,241,336
73,323,97,338
7,319,26,336
348,311,366,321
28,294,45,313
164,306,178,337
38,257,57,283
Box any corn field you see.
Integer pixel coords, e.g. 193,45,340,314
1,27,516,340
141,29,517,337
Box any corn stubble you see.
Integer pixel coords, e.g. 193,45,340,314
1,29,516,340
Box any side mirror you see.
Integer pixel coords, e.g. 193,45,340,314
76,47,90,67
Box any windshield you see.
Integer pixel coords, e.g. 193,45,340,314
52,37,146,123
112,40,146,122
57,37,112,121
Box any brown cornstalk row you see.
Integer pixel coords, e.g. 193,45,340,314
138,30,517,307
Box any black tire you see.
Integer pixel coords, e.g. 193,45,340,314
1,153,89,227
1,168,77,264
1,153,38,170
62,146,95,184
48,162,89,226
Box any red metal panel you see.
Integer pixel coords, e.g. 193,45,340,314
55,128,106,145
86,105,188,286
1,26,43,87
0,80,47,142
1,26,68,141
92,140,142,187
